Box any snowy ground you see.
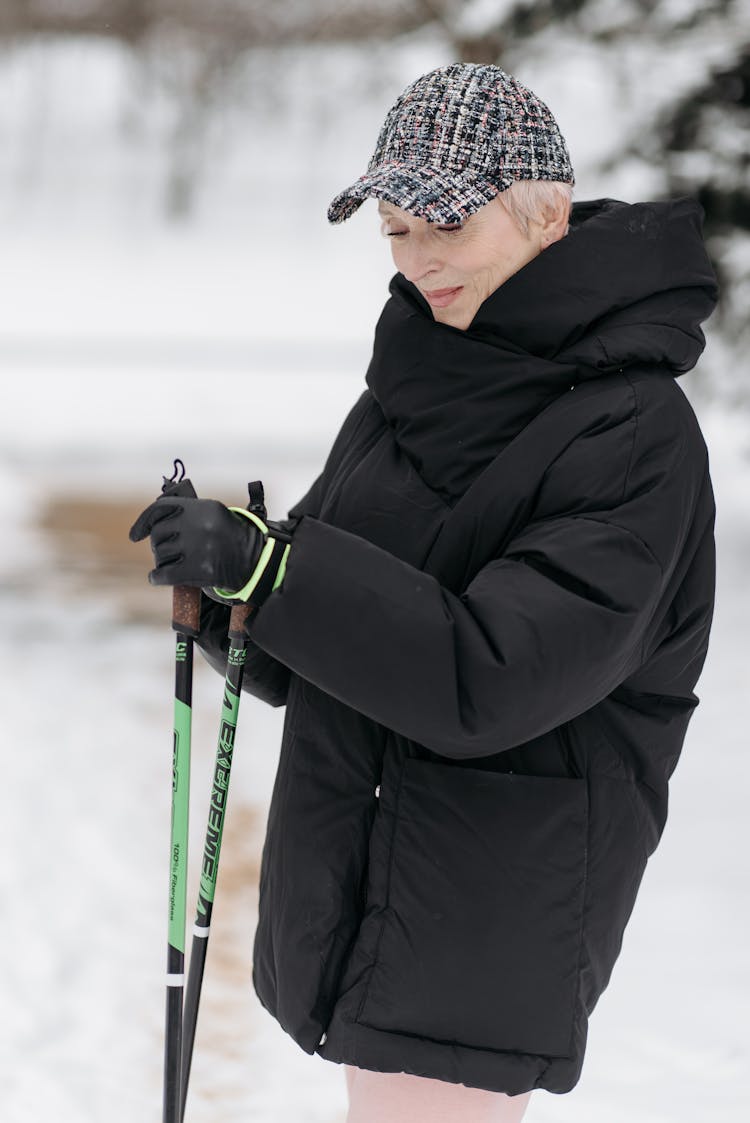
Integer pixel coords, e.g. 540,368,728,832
1,32,749,1123
3,399,749,1123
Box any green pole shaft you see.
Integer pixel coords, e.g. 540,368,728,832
163,588,201,1123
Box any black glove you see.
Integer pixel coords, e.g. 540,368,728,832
129,495,292,607
128,495,258,588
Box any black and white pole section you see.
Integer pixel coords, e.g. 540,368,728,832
180,602,251,1120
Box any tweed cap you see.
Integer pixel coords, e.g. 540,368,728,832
328,63,574,225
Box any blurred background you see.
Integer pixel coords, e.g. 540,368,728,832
0,3,748,1121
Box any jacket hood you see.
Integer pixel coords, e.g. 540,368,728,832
395,197,718,376
366,197,718,503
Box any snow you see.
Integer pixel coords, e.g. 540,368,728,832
1,31,748,1123
454,0,519,37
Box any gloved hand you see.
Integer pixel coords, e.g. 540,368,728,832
129,495,291,607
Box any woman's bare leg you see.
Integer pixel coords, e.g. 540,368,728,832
344,1064,532,1123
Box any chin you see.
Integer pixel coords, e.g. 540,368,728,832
432,297,473,329
434,309,472,331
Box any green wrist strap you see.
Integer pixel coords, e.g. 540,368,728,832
213,506,291,603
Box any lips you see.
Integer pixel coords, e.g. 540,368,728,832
423,286,463,308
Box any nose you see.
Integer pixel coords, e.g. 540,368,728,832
393,233,441,286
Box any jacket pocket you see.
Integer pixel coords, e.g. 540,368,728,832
356,758,588,1057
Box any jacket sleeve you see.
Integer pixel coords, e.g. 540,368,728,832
246,398,710,755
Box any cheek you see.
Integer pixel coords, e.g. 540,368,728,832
389,239,417,274
480,240,535,292
460,242,508,287
469,264,505,301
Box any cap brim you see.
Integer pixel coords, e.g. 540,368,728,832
327,162,507,225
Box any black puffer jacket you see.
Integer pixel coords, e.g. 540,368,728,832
198,198,718,1095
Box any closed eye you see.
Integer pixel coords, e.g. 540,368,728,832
381,224,464,238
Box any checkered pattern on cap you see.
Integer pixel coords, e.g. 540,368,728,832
327,63,574,225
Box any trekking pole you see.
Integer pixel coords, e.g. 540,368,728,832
179,600,252,1119
161,461,201,1123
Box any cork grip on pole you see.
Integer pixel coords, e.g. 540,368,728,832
172,586,202,637
229,603,252,639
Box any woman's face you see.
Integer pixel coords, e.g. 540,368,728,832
378,196,550,331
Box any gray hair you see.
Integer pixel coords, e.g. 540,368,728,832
497,180,573,237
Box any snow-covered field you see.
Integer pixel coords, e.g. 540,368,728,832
1,32,748,1123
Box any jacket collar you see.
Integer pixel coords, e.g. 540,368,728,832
366,198,717,504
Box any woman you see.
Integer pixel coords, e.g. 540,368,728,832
131,64,718,1122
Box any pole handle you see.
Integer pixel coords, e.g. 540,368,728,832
159,463,202,636
228,602,252,638
172,586,202,636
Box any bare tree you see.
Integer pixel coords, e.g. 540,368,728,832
3,1,748,388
